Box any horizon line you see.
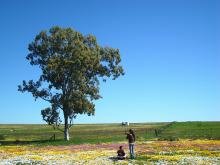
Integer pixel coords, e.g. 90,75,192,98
0,120,219,125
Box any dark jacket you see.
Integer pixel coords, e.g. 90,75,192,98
117,149,125,156
127,133,135,143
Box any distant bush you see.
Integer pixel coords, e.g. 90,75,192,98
15,139,20,144
158,136,179,141
0,135,4,140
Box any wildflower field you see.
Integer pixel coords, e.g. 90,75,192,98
0,122,219,164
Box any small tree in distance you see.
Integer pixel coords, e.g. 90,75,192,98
18,26,124,141
41,107,62,140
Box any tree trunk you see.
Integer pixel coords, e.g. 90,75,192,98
64,114,70,141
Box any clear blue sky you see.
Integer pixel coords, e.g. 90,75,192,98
0,0,219,124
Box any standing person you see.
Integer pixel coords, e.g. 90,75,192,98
126,129,136,159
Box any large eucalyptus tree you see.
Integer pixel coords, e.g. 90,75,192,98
18,26,124,140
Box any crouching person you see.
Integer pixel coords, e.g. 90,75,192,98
117,146,126,160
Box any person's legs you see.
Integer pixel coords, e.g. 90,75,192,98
129,144,132,158
131,144,135,158
129,144,135,159
117,156,124,160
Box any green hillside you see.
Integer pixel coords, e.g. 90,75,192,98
0,121,219,145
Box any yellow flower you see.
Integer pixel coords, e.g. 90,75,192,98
28,155,43,161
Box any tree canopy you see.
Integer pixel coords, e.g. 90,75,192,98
18,26,124,140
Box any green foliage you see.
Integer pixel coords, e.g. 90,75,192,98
18,26,124,140
41,108,61,127
41,108,62,140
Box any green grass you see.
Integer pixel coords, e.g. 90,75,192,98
158,121,220,140
0,123,165,145
0,121,219,146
